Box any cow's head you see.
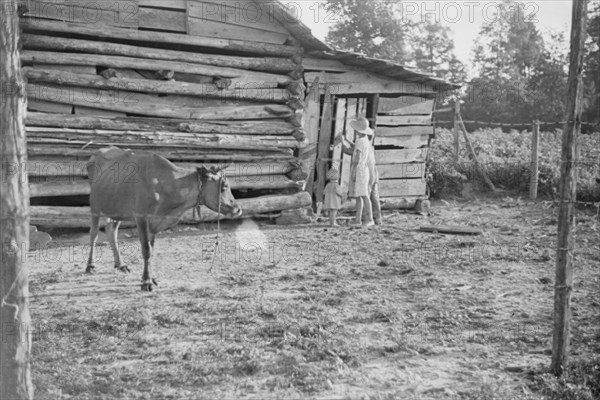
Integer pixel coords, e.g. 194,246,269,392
197,165,242,217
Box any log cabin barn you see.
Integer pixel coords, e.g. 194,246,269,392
19,0,458,228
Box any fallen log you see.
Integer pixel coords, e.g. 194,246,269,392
20,19,303,57
22,51,291,87
419,225,483,235
24,68,290,103
22,34,300,73
26,83,293,119
30,192,312,228
26,112,299,135
27,127,299,150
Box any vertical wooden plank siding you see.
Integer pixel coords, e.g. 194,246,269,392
299,77,321,195
331,98,346,174
315,86,334,204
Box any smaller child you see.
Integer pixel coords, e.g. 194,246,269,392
323,168,343,226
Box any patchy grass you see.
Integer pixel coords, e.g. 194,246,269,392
27,199,599,399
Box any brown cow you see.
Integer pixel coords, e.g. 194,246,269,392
86,147,241,291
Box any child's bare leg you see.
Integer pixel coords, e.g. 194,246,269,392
362,196,374,226
329,210,338,226
355,198,363,224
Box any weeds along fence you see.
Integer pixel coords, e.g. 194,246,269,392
428,106,600,207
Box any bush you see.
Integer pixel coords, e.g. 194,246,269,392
428,128,600,201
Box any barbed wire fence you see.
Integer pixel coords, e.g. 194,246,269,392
429,107,600,212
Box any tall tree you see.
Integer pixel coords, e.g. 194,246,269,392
527,30,569,122
408,19,466,83
472,0,544,80
464,0,546,125
0,1,34,398
325,0,412,64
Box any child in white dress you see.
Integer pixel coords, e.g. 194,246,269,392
323,168,343,226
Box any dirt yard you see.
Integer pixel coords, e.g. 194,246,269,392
28,196,599,399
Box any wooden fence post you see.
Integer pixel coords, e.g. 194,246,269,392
0,1,34,398
550,0,588,377
457,114,496,192
453,100,460,162
530,120,540,199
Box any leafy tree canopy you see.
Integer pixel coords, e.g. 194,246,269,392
325,0,412,64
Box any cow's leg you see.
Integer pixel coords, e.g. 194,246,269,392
107,219,129,273
86,213,100,273
136,217,157,291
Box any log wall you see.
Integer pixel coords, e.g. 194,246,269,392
21,0,445,227
20,0,307,227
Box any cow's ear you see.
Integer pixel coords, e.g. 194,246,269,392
197,166,210,178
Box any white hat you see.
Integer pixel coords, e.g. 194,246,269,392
349,117,374,136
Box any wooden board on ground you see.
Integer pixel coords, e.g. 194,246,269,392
378,178,427,197
374,134,429,148
375,149,428,164
377,114,432,126
377,163,425,179
419,225,483,235
378,99,434,115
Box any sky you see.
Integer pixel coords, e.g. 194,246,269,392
281,1,573,69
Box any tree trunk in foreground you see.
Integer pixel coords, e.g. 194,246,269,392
0,1,34,398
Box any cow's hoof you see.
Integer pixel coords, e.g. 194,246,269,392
115,265,130,273
141,279,158,292
85,265,95,274
141,283,153,292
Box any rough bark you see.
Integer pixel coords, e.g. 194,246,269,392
0,1,34,398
